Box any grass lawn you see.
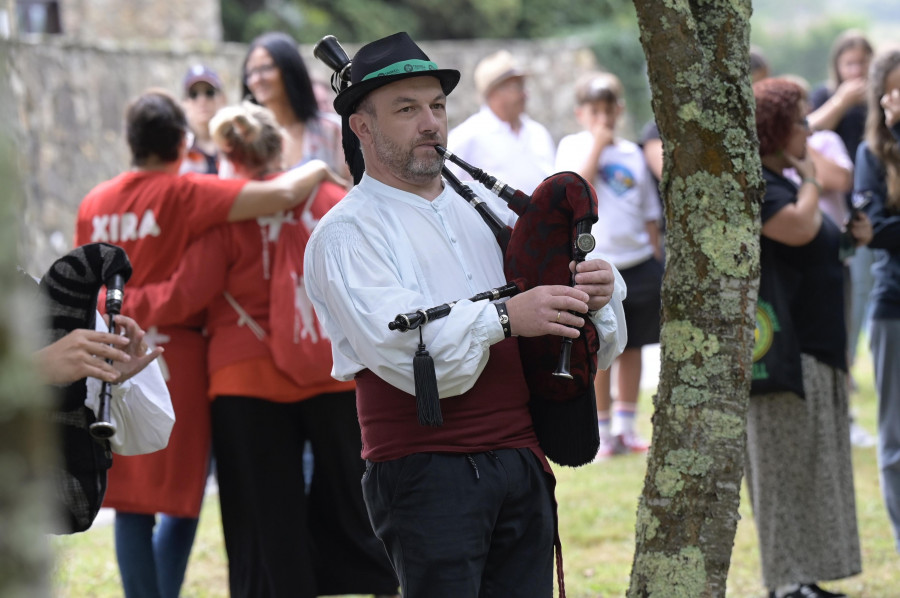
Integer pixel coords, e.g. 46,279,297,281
52,351,896,597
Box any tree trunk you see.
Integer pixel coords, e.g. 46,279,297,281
0,42,55,596
627,1,763,596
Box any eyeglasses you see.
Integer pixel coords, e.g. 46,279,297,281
245,63,277,81
795,117,810,130
188,88,217,100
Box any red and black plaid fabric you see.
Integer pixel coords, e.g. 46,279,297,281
504,172,602,467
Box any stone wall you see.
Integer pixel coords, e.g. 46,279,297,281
5,35,598,275
66,0,222,42
1,0,221,41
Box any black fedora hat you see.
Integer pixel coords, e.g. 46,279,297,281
333,32,460,116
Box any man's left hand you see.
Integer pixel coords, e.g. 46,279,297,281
571,258,615,312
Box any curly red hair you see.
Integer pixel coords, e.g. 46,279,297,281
753,78,804,156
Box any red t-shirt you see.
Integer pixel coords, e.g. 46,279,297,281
124,181,351,402
73,169,245,517
74,170,246,286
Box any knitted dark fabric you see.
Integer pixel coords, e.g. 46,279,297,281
38,243,132,533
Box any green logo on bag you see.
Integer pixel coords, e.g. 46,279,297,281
752,299,779,363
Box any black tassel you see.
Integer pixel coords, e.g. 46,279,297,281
413,327,442,427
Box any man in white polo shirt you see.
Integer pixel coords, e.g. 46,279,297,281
446,50,556,209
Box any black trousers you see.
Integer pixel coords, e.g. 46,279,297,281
362,448,554,598
212,391,398,598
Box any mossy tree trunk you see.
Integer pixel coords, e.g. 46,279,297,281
627,1,763,596
0,42,55,596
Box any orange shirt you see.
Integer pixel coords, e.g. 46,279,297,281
210,357,353,403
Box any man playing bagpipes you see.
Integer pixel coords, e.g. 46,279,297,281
304,32,627,598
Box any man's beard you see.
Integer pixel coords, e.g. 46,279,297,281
371,124,443,184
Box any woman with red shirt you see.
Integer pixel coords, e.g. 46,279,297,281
126,102,398,598
73,90,345,598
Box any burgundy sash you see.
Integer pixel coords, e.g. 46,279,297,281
355,337,547,469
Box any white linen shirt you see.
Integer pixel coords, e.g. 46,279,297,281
447,106,556,202
304,173,627,398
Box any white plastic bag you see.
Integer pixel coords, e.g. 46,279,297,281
85,316,175,456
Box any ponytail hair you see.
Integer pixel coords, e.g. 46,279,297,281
210,101,284,176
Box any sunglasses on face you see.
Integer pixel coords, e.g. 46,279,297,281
188,88,217,100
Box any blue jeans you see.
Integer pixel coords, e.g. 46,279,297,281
871,319,900,553
114,512,199,598
848,246,876,364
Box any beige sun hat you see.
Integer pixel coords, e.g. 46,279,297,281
474,50,529,98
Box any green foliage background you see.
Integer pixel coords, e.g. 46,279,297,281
222,0,636,45
219,0,896,139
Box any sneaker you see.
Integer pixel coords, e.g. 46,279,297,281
595,434,649,461
849,420,876,448
595,436,625,461
619,431,650,453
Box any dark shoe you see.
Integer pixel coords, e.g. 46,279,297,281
780,585,847,598
806,584,847,598
780,586,818,598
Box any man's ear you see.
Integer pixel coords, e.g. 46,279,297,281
349,112,371,145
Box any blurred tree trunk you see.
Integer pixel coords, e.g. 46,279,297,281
0,42,55,596
627,1,763,596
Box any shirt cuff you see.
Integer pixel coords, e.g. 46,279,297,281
476,299,508,345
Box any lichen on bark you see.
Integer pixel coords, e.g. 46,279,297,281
634,546,708,598
627,0,761,596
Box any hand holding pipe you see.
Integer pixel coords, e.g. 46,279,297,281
435,146,597,379
89,273,124,440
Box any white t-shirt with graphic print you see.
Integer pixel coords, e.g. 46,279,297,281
555,132,660,269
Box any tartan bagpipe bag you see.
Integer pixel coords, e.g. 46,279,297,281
505,172,602,467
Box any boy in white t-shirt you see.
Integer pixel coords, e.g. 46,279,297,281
555,71,663,459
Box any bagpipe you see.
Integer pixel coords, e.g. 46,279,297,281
314,36,602,467
37,242,132,532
